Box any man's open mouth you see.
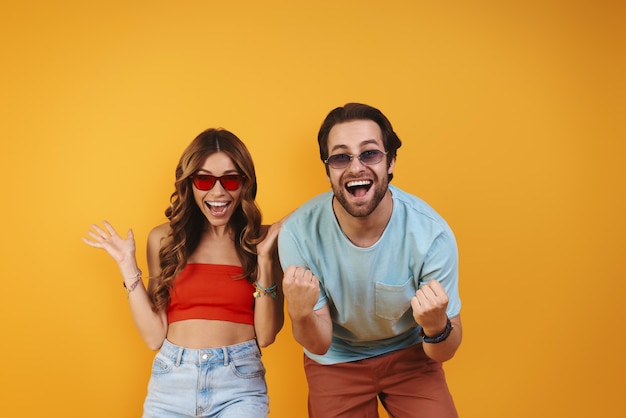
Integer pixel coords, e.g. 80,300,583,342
346,180,372,197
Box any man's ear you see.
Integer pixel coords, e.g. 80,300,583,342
388,157,396,175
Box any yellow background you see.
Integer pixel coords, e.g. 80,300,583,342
1,1,624,417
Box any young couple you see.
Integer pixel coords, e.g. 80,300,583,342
84,103,462,418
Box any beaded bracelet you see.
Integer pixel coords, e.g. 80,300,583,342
123,269,143,296
253,281,277,298
419,317,453,344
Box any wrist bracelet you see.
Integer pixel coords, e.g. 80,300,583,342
123,269,142,296
419,317,453,344
253,281,277,298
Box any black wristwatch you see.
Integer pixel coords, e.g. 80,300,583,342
419,318,453,344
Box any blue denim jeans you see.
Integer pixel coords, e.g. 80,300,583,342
142,339,268,417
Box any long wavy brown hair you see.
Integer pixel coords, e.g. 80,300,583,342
149,128,263,312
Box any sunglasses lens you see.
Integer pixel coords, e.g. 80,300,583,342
360,150,384,164
220,175,242,191
327,154,351,168
192,175,217,190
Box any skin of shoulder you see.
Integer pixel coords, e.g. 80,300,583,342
149,223,170,243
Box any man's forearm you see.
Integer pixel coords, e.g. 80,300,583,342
422,315,463,362
290,310,332,355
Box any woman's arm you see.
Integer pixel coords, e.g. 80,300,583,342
128,224,169,350
252,220,286,347
83,221,168,351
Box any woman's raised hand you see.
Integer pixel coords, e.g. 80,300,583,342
83,220,136,265
256,212,291,259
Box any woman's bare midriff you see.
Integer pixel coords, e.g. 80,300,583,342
166,319,256,349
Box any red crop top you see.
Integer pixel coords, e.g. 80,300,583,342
167,264,255,325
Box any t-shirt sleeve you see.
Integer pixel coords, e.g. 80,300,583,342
277,226,302,271
419,228,461,318
278,225,329,309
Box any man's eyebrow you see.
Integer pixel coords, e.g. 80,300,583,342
329,139,379,153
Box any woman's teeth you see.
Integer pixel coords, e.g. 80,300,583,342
206,201,229,214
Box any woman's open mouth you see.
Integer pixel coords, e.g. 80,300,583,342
205,201,230,215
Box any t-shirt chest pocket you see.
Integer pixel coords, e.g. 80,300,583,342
374,277,415,321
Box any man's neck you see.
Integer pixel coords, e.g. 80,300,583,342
332,190,393,248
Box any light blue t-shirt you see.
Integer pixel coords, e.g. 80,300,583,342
278,184,461,365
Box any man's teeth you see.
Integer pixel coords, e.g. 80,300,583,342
347,180,371,187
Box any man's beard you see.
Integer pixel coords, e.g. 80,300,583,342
332,176,389,218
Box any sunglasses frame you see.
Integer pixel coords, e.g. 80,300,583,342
324,149,389,169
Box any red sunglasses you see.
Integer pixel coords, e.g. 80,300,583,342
191,174,244,191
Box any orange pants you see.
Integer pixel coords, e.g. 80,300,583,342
304,343,458,418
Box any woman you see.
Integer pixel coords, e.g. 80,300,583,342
83,128,285,417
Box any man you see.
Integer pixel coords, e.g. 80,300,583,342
279,103,462,417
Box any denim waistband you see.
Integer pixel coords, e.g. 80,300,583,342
159,338,261,366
